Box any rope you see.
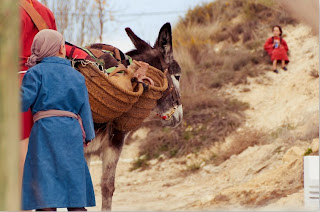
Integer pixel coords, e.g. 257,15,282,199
77,59,108,75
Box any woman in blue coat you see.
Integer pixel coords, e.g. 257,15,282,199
21,29,95,211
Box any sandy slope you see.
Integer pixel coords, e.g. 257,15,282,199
86,24,319,211
225,24,319,131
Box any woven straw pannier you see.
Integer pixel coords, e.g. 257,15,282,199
113,60,168,131
76,62,144,123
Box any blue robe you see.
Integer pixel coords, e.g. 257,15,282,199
21,57,96,210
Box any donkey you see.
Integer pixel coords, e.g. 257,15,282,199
83,22,183,211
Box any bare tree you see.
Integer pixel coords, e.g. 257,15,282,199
95,0,114,42
96,0,105,42
56,2,70,36
40,0,114,46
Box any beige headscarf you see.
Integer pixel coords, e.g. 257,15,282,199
26,29,65,68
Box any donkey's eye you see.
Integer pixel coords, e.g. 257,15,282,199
174,75,180,81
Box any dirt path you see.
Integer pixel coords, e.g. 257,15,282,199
87,24,318,211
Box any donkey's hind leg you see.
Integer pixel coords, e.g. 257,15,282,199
100,128,126,211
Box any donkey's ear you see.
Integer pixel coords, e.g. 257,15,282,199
154,22,173,63
125,27,151,51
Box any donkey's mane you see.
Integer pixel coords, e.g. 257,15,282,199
127,49,164,71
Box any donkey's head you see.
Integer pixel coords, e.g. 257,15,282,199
125,23,183,128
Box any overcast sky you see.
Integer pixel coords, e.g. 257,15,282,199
101,0,213,52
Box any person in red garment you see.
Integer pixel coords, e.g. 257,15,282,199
264,25,289,73
20,0,57,186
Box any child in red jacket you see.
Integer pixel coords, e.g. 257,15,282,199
264,25,289,73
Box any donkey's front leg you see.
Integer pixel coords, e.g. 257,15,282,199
100,128,126,211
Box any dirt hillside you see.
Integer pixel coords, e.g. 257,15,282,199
86,23,319,211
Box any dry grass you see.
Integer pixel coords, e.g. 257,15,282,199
205,115,318,166
130,156,150,171
309,69,319,78
211,129,269,165
131,93,249,164
269,123,297,143
295,112,319,141
265,112,319,145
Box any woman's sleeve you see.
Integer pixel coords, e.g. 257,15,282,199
264,37,274,53
21,69,42,112
79,82,95,141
